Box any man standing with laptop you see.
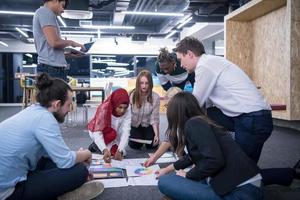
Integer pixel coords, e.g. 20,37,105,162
33,0,85,80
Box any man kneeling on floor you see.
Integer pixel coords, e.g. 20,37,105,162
0,73,103,200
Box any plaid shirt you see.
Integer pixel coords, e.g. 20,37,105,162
130,91,160,127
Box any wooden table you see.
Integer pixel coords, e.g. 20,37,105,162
71,86,105,102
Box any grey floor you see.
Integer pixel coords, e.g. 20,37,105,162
1,106,300,199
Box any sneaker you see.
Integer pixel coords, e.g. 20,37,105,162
88,142,102,154
57,181,104,200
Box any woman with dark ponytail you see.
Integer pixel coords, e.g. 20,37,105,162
0,73,103,200
156,92,263,200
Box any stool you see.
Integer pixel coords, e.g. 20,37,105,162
82,101,100,125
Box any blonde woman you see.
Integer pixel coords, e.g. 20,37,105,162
129,70,160,150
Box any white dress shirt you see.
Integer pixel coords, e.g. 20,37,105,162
193,54,271,117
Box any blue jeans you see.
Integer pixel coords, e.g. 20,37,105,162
206,108,295,186
158,174,263,200
207,107,273,163
37,64,67,81
7,157,88,200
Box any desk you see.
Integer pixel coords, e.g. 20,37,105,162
71,86,105,102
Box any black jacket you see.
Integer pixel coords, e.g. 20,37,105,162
173,117,259,196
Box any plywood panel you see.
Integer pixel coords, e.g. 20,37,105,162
225,0,286,21
290,1,300,119
225,0,300,120
225,21,253,77
251,6,290,119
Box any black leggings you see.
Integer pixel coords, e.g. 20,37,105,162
129,125,158,150
7,157,88,200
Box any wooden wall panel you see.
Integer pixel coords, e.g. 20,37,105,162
290,0,300,119
225,21,253,77
251,7,290,119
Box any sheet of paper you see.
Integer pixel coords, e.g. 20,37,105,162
129,138,152,144
126,164,160,177
156,157,177,163
121,158,147,166
92,153,103,160
128,175,158,186
148,152,174,158
94,178,128,188
110,160,126,169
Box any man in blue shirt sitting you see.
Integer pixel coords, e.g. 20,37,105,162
0,73,103,200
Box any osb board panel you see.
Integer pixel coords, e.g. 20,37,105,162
291,0,300,21
251,6,290,120
225,0,286,21
290,17,300,119
225,20,253,77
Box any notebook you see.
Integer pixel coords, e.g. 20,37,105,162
65,42,94,55
89,160,125,179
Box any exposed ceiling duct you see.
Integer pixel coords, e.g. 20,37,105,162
0,0,241,43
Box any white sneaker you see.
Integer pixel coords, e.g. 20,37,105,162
58,181,104,200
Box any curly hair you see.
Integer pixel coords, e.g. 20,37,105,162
157,47,176,64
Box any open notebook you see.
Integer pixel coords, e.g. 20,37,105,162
64,42,94,55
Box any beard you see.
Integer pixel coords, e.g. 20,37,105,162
53,111,67,123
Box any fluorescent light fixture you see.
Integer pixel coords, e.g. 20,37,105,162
61,34,94,38
81,24,135,30
122,11,184,17
58,16,67,27
165,30,177,39
25,53,32,58
62,10,93,19
61,30,98,34
15,27,29,38
0,10,34,15
92,55,116,58
0,41,8,47
100,59,116,62
215,46,224,50
177,16,193,29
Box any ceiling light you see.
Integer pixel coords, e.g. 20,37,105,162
0,10,34,15
81,25,135,30
177,16,193,29
122,11,184,17
165,30,177,39
0,41,8,47
61,10,93,19
15,27,28,38
58,16,67,27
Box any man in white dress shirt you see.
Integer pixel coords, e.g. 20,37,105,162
173,36,273,164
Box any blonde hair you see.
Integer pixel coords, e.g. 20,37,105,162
165,87,182,102
132,70,153,108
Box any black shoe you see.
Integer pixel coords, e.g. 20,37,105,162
293,158,300,180
293,158,300,170
88,142,102,154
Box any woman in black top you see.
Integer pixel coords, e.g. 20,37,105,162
157,92,263,200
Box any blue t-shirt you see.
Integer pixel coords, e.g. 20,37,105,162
0,104,76,198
